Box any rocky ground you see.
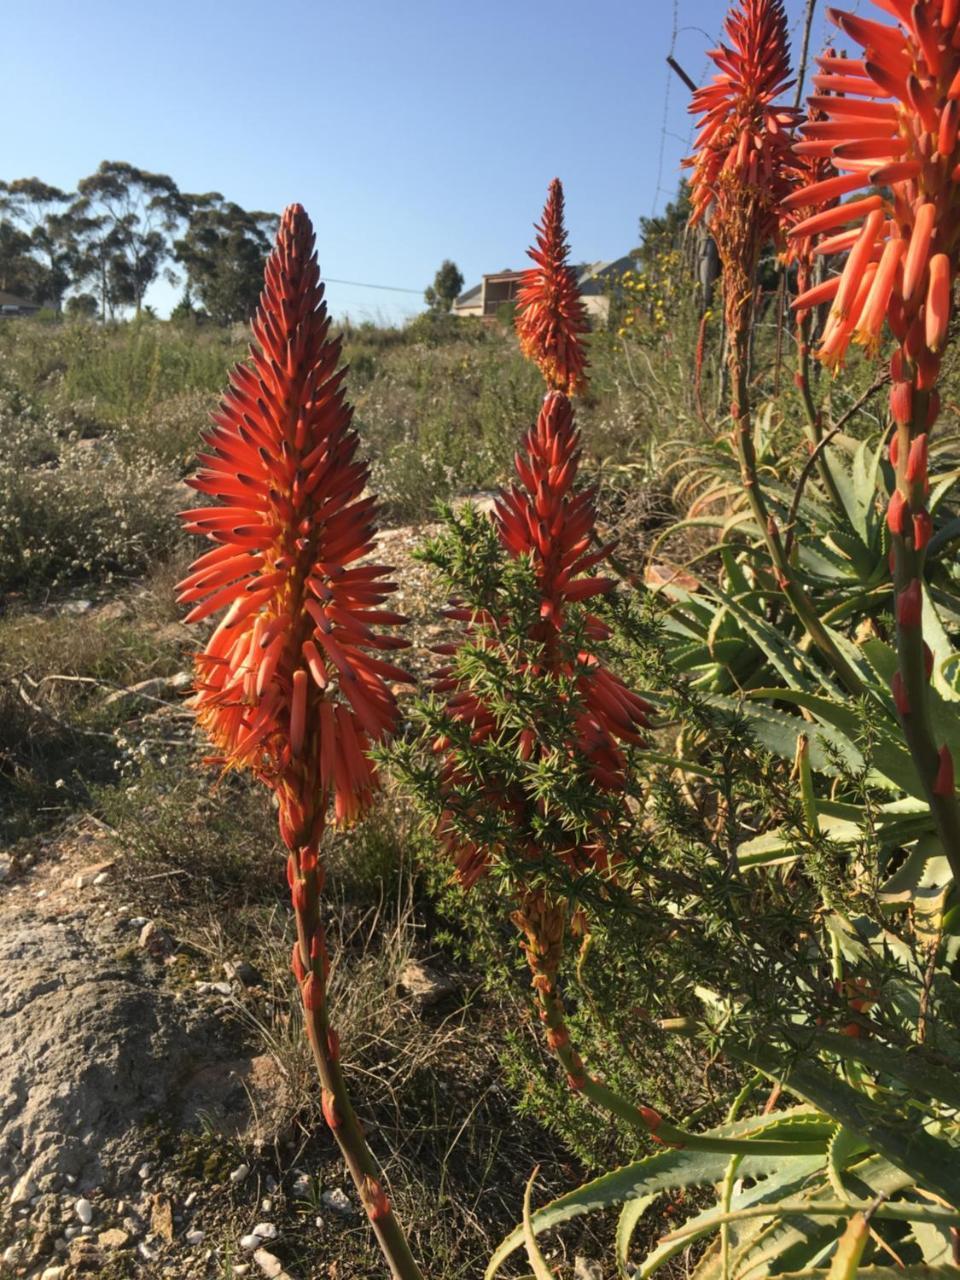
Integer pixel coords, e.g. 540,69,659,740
0,492,681,1280
0,518,578,1280
0,813,391,1280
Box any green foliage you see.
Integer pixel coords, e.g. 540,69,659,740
425,258,465,312
173,196,278,324
0,381,179,593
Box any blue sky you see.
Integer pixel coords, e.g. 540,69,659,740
8,0,832,322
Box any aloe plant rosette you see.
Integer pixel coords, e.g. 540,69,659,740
179,204,421,1280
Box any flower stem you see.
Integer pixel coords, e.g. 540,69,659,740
728,328,863,696
890,391,960,885
292,850,423,1280
796,311,846,512
521,900,823,1158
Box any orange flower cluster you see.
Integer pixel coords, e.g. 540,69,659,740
783,3,960,818
686,0,796,256
179,204,407,851
515,178,590,396
782,97,841,307
787,5,959,371
432,390,650,888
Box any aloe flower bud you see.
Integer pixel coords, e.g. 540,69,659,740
515,179,589,396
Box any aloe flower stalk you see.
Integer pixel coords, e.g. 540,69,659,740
430,191,810,1159
515,178,590,396
180,204,421,1280
685,0,863,694
781,90,849,509
785,2,960,883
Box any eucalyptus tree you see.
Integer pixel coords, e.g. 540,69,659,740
173,195,278,324
73,161,182,316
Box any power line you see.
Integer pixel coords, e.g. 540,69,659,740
652,0,680,216
324,276,422,295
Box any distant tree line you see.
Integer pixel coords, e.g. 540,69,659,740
0,162,278,323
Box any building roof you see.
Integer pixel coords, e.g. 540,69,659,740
454,283,482,306
574,257,636,294
454,257,635,308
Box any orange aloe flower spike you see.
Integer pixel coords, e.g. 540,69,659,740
179,204,421,1280
515,178,590,396
179,203,408,847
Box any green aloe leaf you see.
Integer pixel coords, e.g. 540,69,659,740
810,1033,960,1110
726,1042,960,1205
826,1126,867,1199
486,1109,831,1278
778,1269,960,1278
522,1169,556,1280
624,1153,828,1278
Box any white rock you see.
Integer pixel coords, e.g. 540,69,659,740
138,1241,156,1260
129,916,148,928
260,1197,272,1212
138,1162,152,1180
75,1197,93,1224
321,1187,354,1215
41,1267,67,1279
183,1191,197,1208
290,1173,311,1198
251,1222,277,1240
229,1163,250,1185
240,1233,262,1251
185,1229,204,1245
253,1248,286,1279
10,1172,36,1204
93,871,110,885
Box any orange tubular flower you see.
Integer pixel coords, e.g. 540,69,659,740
180,204,406,845
515,179,590,396
180,206,422,1280
432,390,651,888
786,6,960,375
785,2,960,883
686,0,796,336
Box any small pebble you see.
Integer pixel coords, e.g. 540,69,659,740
229,1163,250,1185
260,1197,272,1213
240,1233,262,1251
75,1198,93,1224
321,1187,354,1216
138,1163,152,1181
251,1222,277,1240
185,1229,204,1245
184,1191,197,1208
252,1249,284,1279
